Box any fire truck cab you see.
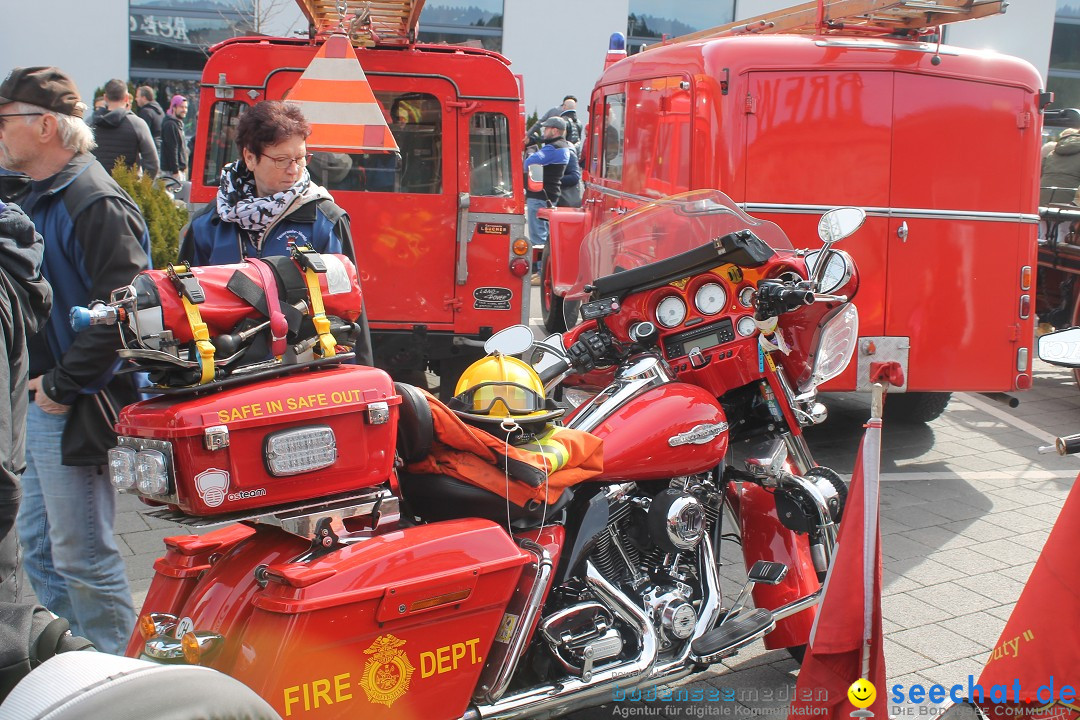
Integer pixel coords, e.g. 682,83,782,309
188,1,528,393
545,0,1045,420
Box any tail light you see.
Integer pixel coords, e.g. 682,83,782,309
804,304,859,391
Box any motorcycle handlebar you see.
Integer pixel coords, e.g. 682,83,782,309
755,282,815,320
1041,433,1080,456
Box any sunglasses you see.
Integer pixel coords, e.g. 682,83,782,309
0,112,43,129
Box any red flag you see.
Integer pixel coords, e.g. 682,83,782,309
790,418,887,718
975,475,1080,720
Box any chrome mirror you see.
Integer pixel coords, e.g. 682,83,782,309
484,324,534,357
1038,327,1080,367
817,207,866,245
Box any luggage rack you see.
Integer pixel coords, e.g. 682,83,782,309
643,0,1006,48
295,0,425,46
143,487,396,533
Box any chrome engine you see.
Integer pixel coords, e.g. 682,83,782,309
553,476,722,656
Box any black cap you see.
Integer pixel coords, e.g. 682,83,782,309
0,67,86,118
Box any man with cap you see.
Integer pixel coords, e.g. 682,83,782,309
523,115,571,278
0,66,149,653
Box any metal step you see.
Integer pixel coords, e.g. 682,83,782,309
690,608,776,664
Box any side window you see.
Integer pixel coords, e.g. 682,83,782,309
307,92,442,194
602,93,626,182
469,112,512,197
203,101,246,186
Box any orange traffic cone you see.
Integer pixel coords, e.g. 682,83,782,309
286,34,398,153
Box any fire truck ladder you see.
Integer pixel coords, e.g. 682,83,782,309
295,0,426,47
644,0,1006,47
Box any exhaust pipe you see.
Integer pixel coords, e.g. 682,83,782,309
465,534,726,720
463,560,657,720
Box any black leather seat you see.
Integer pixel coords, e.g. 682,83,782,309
398,472,572,530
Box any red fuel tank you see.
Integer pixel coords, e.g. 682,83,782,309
578,382,728,482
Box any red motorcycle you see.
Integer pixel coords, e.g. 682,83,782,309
92,190,863,720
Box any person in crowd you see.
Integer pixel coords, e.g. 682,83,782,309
0,66,149,653
526,94,577,141
557,146,582,208
91,78,159,178
1041,127,1080,206
524,116,570,278
133,85,164,153
160,94,188,181
178,100,372,365
0,202,51,603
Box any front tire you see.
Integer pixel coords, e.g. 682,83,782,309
883,392,951,424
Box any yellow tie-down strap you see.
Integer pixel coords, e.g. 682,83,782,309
180,295,216,384
301,267,337,358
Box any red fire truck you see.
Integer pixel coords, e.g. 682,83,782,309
544,0,1045,421
187,0,528,395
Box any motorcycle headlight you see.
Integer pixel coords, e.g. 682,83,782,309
135,449,170,496
804,304,859,391
108,447,137,491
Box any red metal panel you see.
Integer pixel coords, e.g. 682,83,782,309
586,384,728,482
885,74,1033,391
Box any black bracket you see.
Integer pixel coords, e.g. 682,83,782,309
166,263,205,304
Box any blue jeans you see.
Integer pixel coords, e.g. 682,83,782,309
16,404,136,654
526,197,550,271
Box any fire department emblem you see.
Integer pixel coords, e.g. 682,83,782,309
359,634,415,708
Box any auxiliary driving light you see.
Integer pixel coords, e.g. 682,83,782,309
135,449,170,495
264,426,337,476
108,447,137,491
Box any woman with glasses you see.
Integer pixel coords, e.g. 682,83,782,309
179,100,354,266
179,100,372,364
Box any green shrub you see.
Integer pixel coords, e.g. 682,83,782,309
110,161,188,269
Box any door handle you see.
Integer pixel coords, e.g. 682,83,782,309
897,221,908,242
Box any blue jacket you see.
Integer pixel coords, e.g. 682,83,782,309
179,196,353,265
22,152,151,465
524,138,571,206
23,153,150,398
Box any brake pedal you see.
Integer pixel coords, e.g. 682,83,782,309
748,560,788,585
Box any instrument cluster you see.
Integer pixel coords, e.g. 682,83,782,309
608,261,807,363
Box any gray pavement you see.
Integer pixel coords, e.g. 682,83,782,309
25,289,1078,718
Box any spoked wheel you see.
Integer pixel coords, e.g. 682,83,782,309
539,246,565,334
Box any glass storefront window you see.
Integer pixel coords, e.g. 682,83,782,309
418,0,503,51
626,0,733,54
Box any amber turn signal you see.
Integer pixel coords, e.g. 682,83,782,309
512,238,530,256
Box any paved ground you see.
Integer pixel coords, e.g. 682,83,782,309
27,286,1078,718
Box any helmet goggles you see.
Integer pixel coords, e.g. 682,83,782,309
452,381,546,417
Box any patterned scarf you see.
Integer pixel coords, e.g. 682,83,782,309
215,159,311,247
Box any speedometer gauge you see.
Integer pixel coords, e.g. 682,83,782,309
656,296,687,328
738,287,755,307
804,250,852,294
694,282,727,315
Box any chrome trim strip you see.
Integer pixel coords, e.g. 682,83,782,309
564,355,675,434
479,538,553,704
743,202,1040,224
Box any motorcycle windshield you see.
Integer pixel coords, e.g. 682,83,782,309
568,189,793,301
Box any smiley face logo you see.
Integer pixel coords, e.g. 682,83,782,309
848,679,876,709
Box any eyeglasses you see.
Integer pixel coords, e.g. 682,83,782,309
260,153,314,169
0,112,44,129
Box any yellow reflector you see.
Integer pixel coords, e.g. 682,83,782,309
409,588,472,612
139,614,158,639
181,632,201,664
512,238,530,256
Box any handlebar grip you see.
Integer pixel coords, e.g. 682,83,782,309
1056,434,1080,456
537,358,571,385
755,282,815,319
